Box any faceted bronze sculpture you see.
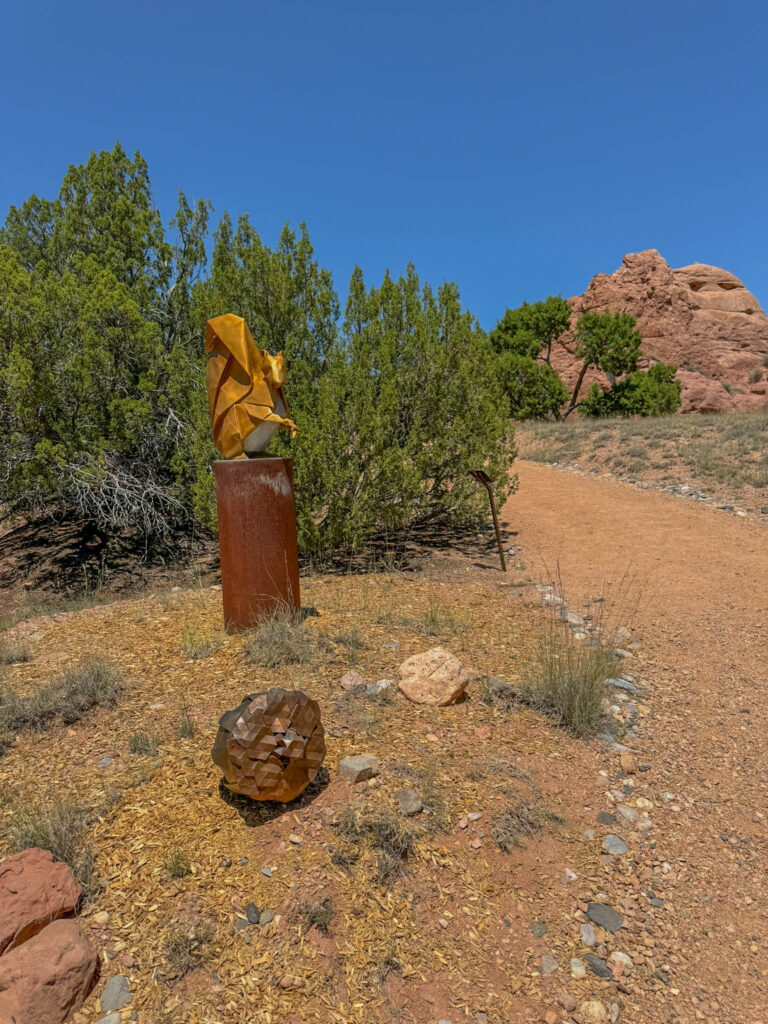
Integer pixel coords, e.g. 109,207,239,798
212,688,325,802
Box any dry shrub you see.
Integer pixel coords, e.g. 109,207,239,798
305,897,334,931
491,799,562,852
129,731,161,756
0,639,31,665
333,807,416,885
0,659,122,749
163,922,214,977
180,621,219,660
9,799,95,891
165,846,191,879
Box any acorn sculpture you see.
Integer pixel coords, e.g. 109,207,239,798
212,688,325,802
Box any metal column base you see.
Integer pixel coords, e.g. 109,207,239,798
214,457,301,631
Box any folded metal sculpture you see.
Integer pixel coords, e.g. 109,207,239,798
206,313,297,460
212,688,325,802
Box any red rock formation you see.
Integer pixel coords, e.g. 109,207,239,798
0,848,82,955
551,250,768,413
0,919,98,1024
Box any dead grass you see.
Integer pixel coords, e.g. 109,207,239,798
9,799,95,890
521,612,613,738
0,659,122,750
129,731,161,756
305,897,334,931
243,608,326,668
491,799,561,852
180,620,220,660
0,639,31,665
333,806,417,885
162,922,215,978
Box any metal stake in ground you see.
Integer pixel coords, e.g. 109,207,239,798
468,469,506,572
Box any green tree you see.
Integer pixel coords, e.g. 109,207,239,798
0,143,210,538
563,310,642,418
495,352,568,420
490,296,571,364
579,362,681,418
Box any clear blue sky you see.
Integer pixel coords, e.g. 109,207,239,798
2,0,767,328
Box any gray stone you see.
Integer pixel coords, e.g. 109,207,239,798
383,641,401,650
540,954,558,975
580,922,597,946
97,1016,122,1024
234,917,249,931
467,811,483,821
607,677,639,694
530,918,547,938
261,867,272,877
395,789,423,816
586,903,623,933
100,975,132,1012
596,812,616,826
584,954,612,979
603,834,628,856
616,804,639,823
245,903,260,924
570,957,587,979
484,676,519,702
614,649,633,659
366,680,391,695
219,856,232,868
97,757,114,769
259,908,274,926
339,754,380,782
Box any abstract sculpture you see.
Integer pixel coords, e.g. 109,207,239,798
206,314,297,460
212,688,325,802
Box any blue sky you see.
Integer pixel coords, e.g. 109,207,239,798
2,0,767,328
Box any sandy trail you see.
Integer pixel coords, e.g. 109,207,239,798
503,462,768,1023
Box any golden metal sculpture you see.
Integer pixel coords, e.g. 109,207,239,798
206,314,297,459
212,688,325,802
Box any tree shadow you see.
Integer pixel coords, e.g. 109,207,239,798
217,766,331,828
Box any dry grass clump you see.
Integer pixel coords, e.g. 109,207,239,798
129,731,161,756
0,659,122,750
177,709,196,739
0,639,31,665
164,846,192,878
243,608,324,668
163,922,215,978
521,618,612,738
491,799,561,852
333,806,417,885
180,620,220,660
9,798,95,890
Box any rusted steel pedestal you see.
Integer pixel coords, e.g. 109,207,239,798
214,457,301,631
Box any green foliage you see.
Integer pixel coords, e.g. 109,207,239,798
496,352,568,420
1,143,515,559
579,362,682,418
563,310,643,417
490,296,571,363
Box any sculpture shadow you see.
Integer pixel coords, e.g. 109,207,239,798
218,766,331,828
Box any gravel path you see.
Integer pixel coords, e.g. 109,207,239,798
505,461,768,1023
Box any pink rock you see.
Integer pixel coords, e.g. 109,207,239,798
0,849,82,955
339,669,365,693
0,919,98,1024
397,647,474,706
552,249,768,414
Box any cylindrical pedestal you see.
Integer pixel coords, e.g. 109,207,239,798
214,457,301,631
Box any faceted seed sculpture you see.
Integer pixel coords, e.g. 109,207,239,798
212,688,325,802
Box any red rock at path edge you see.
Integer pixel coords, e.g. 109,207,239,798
0,848,82,955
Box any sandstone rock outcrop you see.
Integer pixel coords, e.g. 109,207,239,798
0,850,97,1024
0,919,99,1024
397,647,473,706
0,848,82,955
552,250,768,413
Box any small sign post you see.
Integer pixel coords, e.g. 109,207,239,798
468,469,507,573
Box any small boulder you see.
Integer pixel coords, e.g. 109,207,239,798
0,848,82,955
338,754,380,783
586,902,623,933
339,669,365,693
395,789,423,816
603,835,628,856
397,647,473,706
0,919,98,1024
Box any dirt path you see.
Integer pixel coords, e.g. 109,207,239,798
503,462,768,1023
